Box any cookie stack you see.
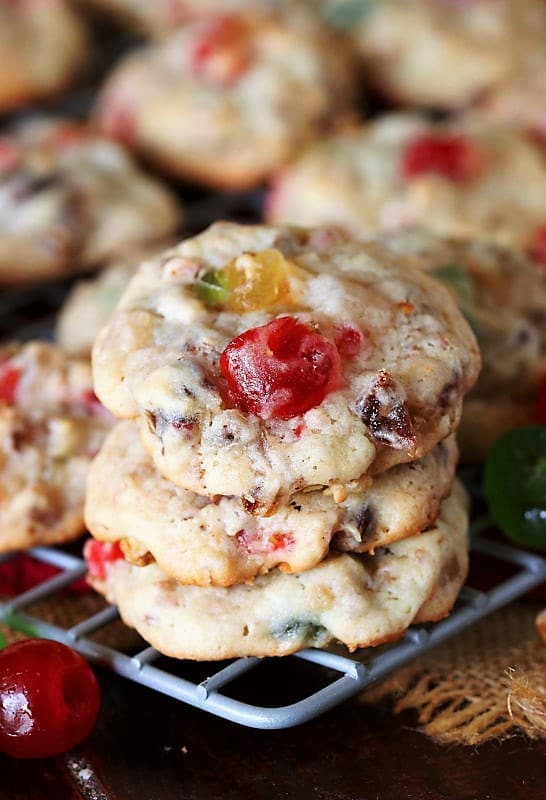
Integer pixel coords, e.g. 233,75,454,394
85,222,480,660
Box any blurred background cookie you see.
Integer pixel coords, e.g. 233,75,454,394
0,0,89,112
0,341,113,552
266,114,546,252
342,0,546,112
364,232,546,459
0,117,182,285
94,11,357,189
56,243,167,357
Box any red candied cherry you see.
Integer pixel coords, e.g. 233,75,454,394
0,362,20,405
529,226,546,266
190,15,252,84
402,133,485,182
84,539,124,581
0,640,100,759
537,377,546,425
220,316,343,420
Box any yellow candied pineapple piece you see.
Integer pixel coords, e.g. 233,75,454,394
195,248,309,312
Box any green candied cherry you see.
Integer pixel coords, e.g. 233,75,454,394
484,425,546,549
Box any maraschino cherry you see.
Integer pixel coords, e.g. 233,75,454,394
220,316,342,420
0,640,100,759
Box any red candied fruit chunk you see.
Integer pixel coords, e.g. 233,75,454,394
236,530,295,555
0,640,100,759
80,388,105,416
402,133,485,182
529,226,546,266
47,123,85,154
0,363,20,405
84,539,124,581
190,15,252,83
0,140,19,173
220,316,343,420
99,93,136,145
334,324,365,357
537,376,546,425
162,0,190,26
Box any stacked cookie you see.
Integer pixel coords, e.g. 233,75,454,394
85,222,480,660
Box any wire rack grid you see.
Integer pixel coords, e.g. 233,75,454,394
1,538,545,730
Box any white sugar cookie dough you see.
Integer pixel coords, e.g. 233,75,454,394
89,481,469,660
94,11,355,189
266,114,546,253
0,117,181,285
366,231,546,460
56,245,166,357
0,341,113,553
343,0,546,110
85,420,458,586
92,223,479,511
0,0,89,112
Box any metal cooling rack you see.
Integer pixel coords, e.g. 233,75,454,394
1,538,545,730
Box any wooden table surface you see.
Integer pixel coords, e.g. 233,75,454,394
3,661,545,800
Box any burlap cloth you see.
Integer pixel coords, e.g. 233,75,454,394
360,602,546,744
2,592,545,746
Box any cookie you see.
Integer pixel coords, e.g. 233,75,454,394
480,61,546,146
0,117,181,285
85,419,458,586
87,480,468,660
94,12,355,189
0,0,89,112
92,222,479,511
0,341,113,553
537,608,546,644
342,0,545,110
56,245,164,357
79,0,234,35
366,231,546,459
266,114,546,253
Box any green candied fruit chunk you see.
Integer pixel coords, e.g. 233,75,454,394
431,263,475,307
194,269,230,308
2,613,38,638
484,425,546,550
430,262,483,338
324,0,374,29
272,619,329,646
